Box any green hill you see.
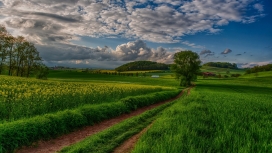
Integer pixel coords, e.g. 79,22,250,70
203,62,238,69
115,61,169,72
201,66,245,74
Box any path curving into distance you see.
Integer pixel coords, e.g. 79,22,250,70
113,86,194,153
16,87,191,153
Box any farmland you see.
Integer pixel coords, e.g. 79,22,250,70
0,71,181,152
132,73,272,152
0,75,175,122
0,67,272,153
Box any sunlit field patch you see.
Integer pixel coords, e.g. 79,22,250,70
0,76,172,122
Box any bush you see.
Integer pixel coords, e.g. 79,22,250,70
231,74,241,78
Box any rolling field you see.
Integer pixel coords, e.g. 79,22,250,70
132,72,272,152
48,70,179,87
0,70,181,152
0,67,271,153
201,66,245,74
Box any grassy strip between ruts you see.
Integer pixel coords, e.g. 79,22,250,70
59,91,185,153
0,89,181,153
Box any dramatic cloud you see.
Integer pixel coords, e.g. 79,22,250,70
114,40,173,63
0,0,264,44
38,40,174,68
221,48,232,54
236,54,242,56
0,0,266,68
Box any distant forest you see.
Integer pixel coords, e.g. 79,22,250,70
245,64,272,74
115,61,169,72
203,62,238,69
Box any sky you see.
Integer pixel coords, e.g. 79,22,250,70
0,0,271,69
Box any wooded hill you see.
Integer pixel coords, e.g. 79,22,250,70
245,64,272,74
203,62,238,69
115,61,169,72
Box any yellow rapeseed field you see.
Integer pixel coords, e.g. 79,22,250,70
0,76,169,121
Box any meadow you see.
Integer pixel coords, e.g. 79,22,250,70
132,73,272,152
1,67,271,153
0,70,181,152
47,70,178,87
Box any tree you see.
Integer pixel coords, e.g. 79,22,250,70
171,50,201,87
0,25,8,74
0,25,45,78
35,63,49,79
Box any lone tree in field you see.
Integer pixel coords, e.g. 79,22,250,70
171,50,201,87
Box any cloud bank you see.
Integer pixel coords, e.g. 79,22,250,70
0,0,264,44
0,0,265,68
38,40,174,68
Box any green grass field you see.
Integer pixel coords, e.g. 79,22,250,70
201,66,245,74
0,70,181,152
0,67,271,152
132,72,272,152
47,70,179,87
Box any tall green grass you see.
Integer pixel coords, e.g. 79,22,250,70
133,77,272,153
59,96,180,153
0,90,181,153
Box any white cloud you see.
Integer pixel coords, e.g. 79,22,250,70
182,41,205,49
0,0,264,44
114,40,173,63
0,0,266,68
200,50,212,55
221,48,232,54
37,40,174,66
254,3,264,12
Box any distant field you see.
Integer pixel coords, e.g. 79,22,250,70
241,71,272,78
47,70,179,87
132,73,272,152
201,66,245,74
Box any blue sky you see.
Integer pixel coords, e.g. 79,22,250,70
0,0,271,69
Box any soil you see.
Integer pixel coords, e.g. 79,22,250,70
113,123,153,153
16,89,187,153
112,86,194,153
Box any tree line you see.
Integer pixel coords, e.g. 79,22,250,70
203,62,238,69
115,61,169,72
245,64,272,74
0,25,48,79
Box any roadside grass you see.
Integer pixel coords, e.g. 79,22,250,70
59,93,184,153
0,89,181,153
132,76,272,153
